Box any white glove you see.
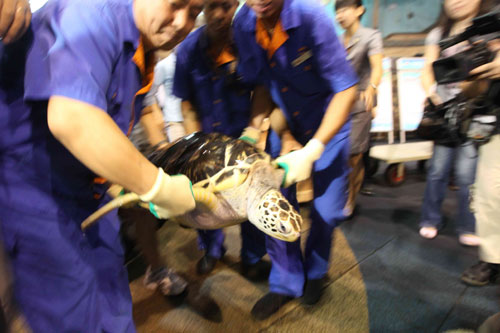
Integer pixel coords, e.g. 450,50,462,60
274,139,325,188
239,126,262,145
139,168,196,219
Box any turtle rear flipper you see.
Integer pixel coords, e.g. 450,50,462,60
247,189,301,242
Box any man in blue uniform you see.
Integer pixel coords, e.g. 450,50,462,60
173,0,269,278
0,0,204,331
233,0,358,319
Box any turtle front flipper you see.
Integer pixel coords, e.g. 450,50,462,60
247,189,302,242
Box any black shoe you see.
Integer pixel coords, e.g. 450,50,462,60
461,261,499,286
241,260,271,282
302,278,324,305
360,187,375,196
251,292,293,320
196,255,218,275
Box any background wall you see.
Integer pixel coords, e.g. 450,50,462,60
322,0,441,37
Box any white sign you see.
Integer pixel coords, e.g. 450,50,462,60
371,57,393,133
397,58,426,132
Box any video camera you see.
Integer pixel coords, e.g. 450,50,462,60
432,10,500,84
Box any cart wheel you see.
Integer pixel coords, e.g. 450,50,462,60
385,163,405,186
365,158,379,178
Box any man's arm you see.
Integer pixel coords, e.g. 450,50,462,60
239,85,275,144
248,85,275,129
140,65,169,148
312,85,358,145
181,100,202,134
140,104,168,148
308,7,359,144
269,108,303,155
48,96,158,195
49,96,198,219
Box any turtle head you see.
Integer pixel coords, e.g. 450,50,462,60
246,162,301,242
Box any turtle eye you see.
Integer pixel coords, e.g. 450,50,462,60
280,223,291,234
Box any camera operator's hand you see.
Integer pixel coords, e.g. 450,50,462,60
425,92,443,106
470,52,500,80
0,0,31,44
469,40,500,80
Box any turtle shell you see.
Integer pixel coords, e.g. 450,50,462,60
147,132,269,191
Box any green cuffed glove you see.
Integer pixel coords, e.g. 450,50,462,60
273,139,325,187
239,126,262,145
139,168,196,219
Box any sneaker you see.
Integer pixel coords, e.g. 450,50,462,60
461,261,499,286
419,226,438,239
143,266,188,296
459,234,480,247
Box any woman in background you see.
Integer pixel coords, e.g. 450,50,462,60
335,0,383,218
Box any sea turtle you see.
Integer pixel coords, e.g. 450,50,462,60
82,132,302,242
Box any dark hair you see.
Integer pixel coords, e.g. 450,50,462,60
335,0,363,11
436,0,496,38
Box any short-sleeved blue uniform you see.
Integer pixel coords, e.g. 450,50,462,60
173,27,267,264
233,0,358,296
0,0,153,330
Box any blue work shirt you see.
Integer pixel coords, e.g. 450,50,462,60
0,0,152,205
173,27,254,138
233,0,358,144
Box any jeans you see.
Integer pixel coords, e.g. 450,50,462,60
420,142,478,235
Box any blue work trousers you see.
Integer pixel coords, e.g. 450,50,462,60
267,134,350,297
